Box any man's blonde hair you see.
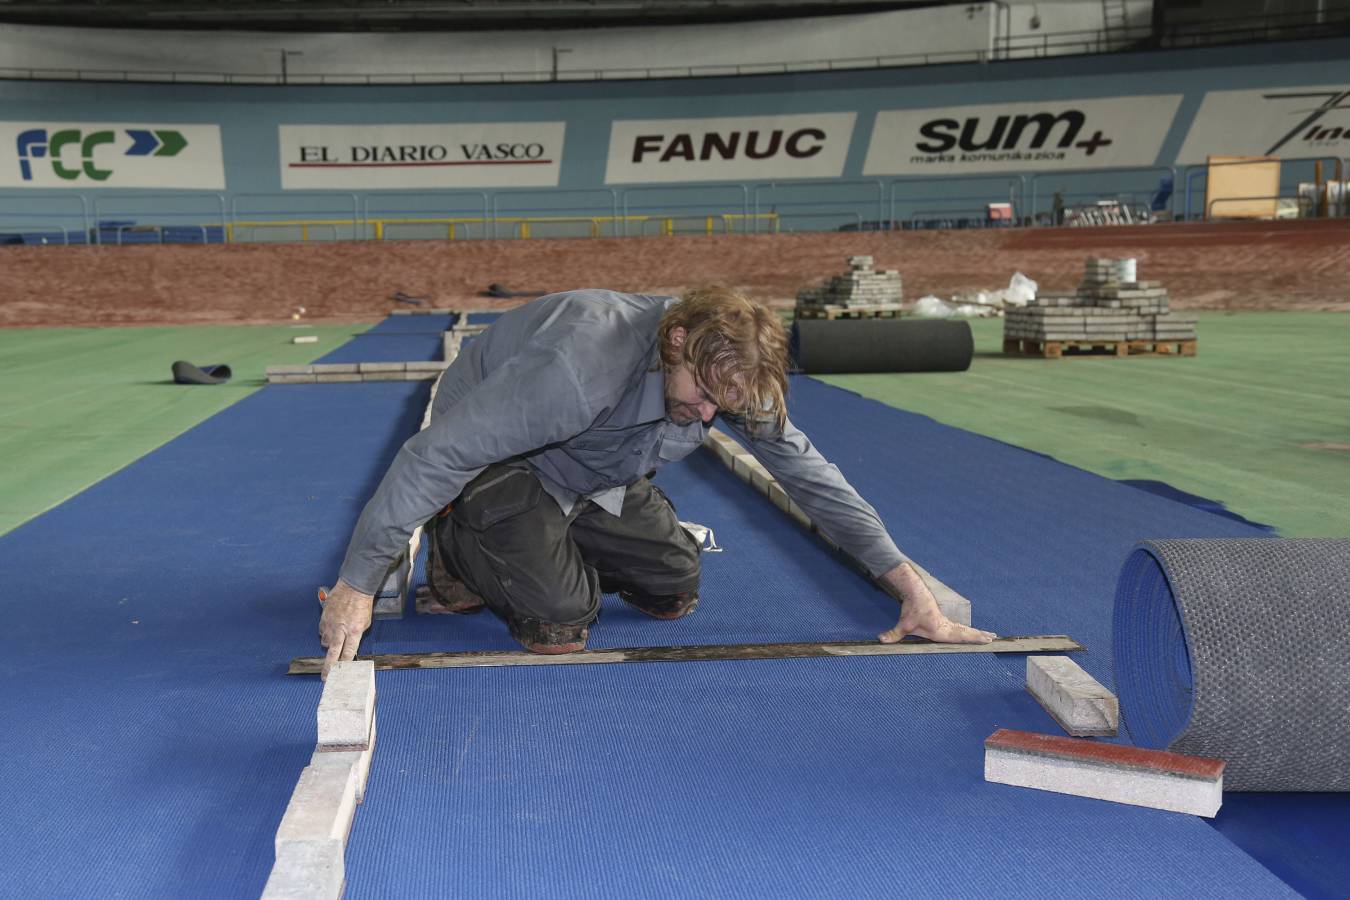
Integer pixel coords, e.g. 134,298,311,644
658,286,789,432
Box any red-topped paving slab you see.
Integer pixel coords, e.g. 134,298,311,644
986,728,1224,780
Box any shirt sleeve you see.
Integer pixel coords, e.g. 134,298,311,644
719,413,905,578
337,347,597,594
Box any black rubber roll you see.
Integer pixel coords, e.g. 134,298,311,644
171,361,232,385
1113,539,1350,791
794,319,973,374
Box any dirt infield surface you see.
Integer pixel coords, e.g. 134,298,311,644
2,219,1347,328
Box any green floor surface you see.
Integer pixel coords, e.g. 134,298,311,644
817,312,1350,538
0,322,372,536
3,313,1347,541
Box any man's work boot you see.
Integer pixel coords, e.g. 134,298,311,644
507,615,590,654
414,583,487,615
619,589,699,621
421,512,487,615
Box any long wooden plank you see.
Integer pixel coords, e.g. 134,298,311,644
288,635,1082,675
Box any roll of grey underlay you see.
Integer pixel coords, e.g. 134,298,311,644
1113,539,1350,791
795,319,973,374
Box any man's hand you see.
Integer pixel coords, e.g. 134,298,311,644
876,562,996,645
318,580,375,680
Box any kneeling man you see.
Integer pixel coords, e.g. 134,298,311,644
320,287,992,676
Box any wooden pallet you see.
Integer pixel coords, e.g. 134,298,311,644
797,303,902,320
1003,338,1197,359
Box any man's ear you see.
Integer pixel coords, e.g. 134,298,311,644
669,326,687,349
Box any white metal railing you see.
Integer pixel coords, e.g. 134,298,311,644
4,162,1348,248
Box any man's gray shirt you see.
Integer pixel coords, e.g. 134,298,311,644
338,289,905,594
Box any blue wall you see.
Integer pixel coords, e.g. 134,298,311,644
2,36,1348,239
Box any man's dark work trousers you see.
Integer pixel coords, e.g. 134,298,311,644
435,463,701,626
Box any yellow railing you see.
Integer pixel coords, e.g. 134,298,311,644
223,213,779,242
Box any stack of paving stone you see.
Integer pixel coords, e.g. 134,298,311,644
1004,258,1197,352
796,256,903,317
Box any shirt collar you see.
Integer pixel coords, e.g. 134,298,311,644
637,353,668,424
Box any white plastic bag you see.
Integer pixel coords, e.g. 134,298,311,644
1004,271,1038,307
912,295,956,318
679,521,722,553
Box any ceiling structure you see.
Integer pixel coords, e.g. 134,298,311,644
0,0,978,31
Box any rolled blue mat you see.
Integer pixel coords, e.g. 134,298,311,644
1113,539,1350,791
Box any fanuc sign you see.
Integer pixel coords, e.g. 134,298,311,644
0,122,224,189
1176,85,1350,164
863,96,1182,176
604,113,856,183
279,123,566,189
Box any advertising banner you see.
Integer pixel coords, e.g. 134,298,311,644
863,96,1182,176
604,113,856,184
1176,85,1350,164
279,123,566,189
0,122,224,189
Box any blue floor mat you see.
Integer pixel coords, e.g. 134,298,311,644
772,375,1267,688
1117,479,1277,533
0,324,1333,898
773,375,1347,900
345,657,1288,900
315,313,454,363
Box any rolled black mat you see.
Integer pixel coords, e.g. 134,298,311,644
482,282,547,299
794,319,973,374
171,361,232,385
1113,539,1350,791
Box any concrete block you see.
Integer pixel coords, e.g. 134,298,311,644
703,435,733,466
292,336,319,345
261,843,344,900
311,364,359,375
906,560,972,627
274,754,359,858
360,372,402,382
267,364,313,376
372,590,404,614
372,550,407,620
730,453,754,483
310,714,376,805
749,467,772,496
786,498,813,530
768,481,792,514
270,374,317,384
372,553,407,619
405,360,449,372
707,429,737,448
402,370,440,381
984,728,1223,817
390,309,414,316
316,373,363,383
358,362,406,374
1027,656,1118,736
317,660,375,751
